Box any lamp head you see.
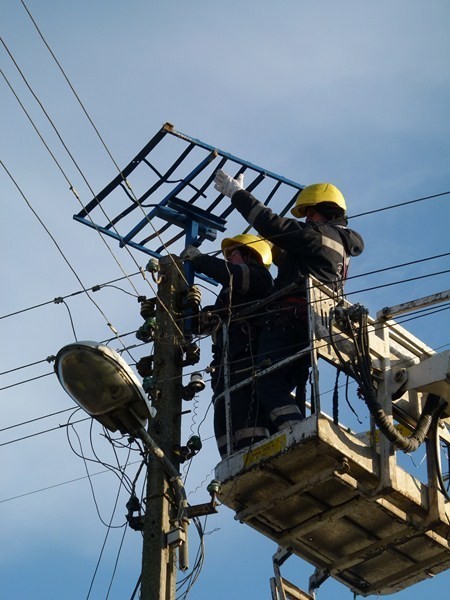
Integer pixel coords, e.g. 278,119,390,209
54,341,155,434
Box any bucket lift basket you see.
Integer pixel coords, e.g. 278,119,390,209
215,277,450,597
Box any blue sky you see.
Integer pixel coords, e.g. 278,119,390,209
1,1,449,599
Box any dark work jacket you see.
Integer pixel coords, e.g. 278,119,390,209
231,190,364,293
191,253,273,355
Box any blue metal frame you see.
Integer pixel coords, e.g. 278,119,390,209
74,122,305,284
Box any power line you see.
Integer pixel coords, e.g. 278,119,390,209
4,3,449,470
347,269,449,296
0,458,144,504
17,1,448,333
0,270,140,321
0,357,53,376
1,160,137,356
3,40,447,348
18,0,190,287
3,18,448,345
1,40,186,343
0,38,142,295
349,190,450,219
0,416,89,447
0,250,447,342
18,0,123,175
346,252,449,282
2,303,446,451
0,407,74,432
1,265,447,396
0,371,53,392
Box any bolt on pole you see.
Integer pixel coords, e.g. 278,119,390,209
140,256,187,600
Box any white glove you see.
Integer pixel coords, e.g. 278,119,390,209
181,245,202,261
214,170,244,198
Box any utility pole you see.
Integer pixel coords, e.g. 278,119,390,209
140,255,187,600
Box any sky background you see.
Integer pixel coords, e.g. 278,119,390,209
1,1,450,599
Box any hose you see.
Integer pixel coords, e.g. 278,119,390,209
329,305,443,453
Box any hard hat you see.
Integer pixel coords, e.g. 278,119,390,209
221,234,272,268
291,183,347,218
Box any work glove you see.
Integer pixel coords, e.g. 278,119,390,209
180,245,202,261
214,170,244,198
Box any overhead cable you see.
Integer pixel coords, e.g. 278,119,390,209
1,39,185,341
1,272,447,396
1,161,137,359
3,16,189,292
349,191,450,219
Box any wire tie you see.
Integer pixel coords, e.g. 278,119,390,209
53,297,64,304
107,322,119,334
69,185,80,200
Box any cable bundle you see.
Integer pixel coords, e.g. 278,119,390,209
329,303,444,453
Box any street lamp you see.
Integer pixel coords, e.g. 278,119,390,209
54,340,156,435
54,340,183,482
54,340,220,581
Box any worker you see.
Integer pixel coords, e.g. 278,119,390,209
181,234,274,457
214,170,364,432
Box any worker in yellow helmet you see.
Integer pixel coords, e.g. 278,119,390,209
181,233,273,458
214,170,364,433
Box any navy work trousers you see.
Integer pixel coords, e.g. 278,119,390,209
212,342,270,458
255,309,310,432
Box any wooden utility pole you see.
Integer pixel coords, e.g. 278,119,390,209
140,256,186,600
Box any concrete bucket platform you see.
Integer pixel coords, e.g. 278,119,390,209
215,414,450,596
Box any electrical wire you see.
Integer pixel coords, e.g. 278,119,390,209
105,523,128,599
18,0,191,289
85,466,129,600
3,309,447,454
187,200,450,259
1,299,446,420
1,160,140,362
0,270,143,321
0,251,445,329
0,276,446,396
0,40,142,295
4,14,448,599
64,420,149,600
65,418,135,499
18,0,122,174
66,417,127,529
129,575,141,600
176,516,206,599
3,19,449,350
3,3,449,540
0,415,89,447
0,371,53,392
328,304,444,453
0,305,449,408
1,250,447,392
431,403,450,501
15,12,441,360
1,42,186,344
0,459,145,505
0,407,74,432
349,190,450,219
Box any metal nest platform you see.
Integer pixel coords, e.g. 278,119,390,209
74,122,304,264
215,414,450,597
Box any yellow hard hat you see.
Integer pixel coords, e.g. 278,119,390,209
291,183,347,218
221,234,272,268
